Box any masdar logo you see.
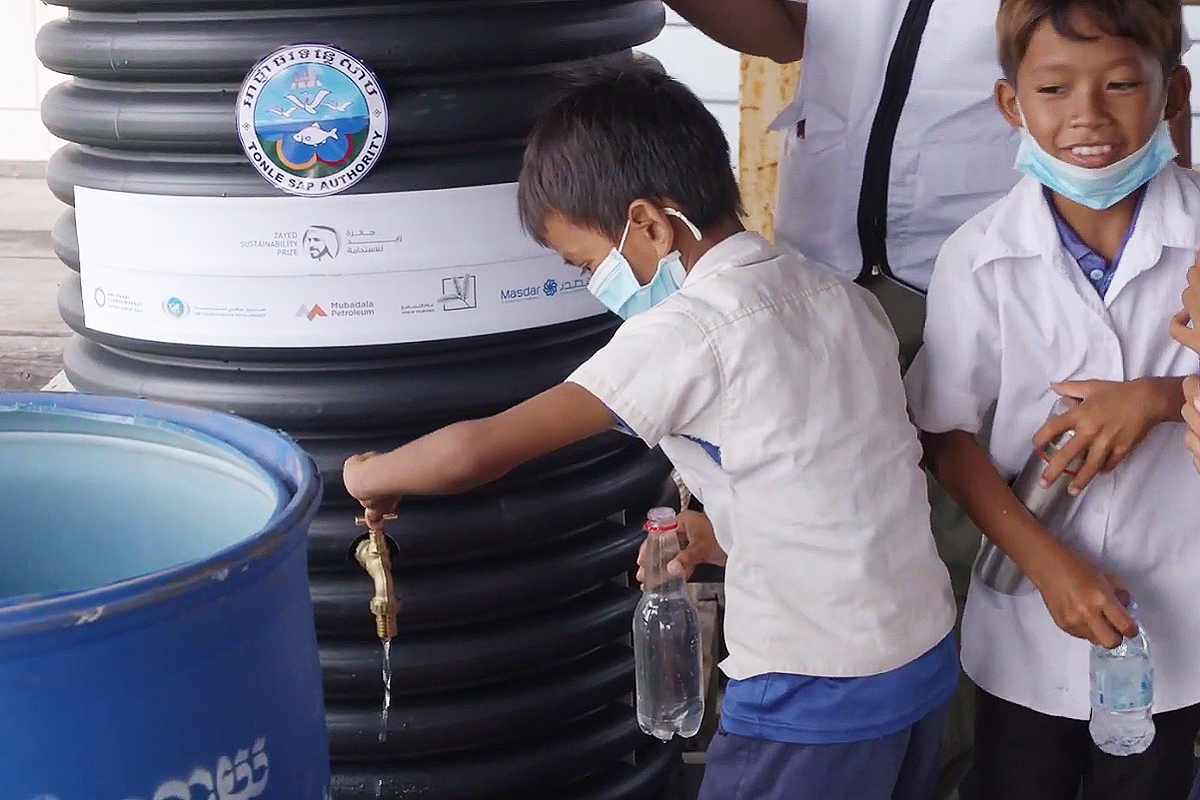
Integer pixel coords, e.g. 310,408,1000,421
237,43,388,197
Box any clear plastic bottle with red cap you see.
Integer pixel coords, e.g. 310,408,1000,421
633,507,705,740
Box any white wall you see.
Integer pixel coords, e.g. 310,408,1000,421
1,0,66,163
638,9,741,167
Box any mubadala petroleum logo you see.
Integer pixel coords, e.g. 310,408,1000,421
297,300,375,320
237,43,389,197
328,300,375,317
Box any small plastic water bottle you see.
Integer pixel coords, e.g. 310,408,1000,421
1090,601,1155,756
632,507,704,740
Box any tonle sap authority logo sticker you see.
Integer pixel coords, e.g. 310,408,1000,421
236,43,388,197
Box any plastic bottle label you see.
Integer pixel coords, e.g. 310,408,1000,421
1094,667,1153,711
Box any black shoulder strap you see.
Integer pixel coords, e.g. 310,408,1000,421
855,0,938,291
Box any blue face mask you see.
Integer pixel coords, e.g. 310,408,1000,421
1014,118,1176,210
587,207,702,319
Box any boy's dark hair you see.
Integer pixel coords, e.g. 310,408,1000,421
517,57,743,246
997,0,1183,82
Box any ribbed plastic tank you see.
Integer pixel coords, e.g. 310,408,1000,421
36,2,679,798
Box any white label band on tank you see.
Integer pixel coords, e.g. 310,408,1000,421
74,184,605,348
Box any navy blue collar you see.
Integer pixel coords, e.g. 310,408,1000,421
1043,186,1146,298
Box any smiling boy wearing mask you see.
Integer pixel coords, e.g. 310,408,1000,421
906,2,1200,798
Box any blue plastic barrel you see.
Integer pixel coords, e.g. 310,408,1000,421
0,393,329,800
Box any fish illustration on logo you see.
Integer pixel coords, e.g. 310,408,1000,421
236,43,389,197
293,123,339,146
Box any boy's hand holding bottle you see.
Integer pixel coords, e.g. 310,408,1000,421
1021,388,1161,647
635,509,727,586
1026,541,1136,649
1034,377,1186,494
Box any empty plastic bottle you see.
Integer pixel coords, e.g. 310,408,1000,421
974,395,1084,594
633,507,705,741
1090,600,1155,756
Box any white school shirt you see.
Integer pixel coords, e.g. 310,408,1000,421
775,0,1020,291
568,232,956,679
906,167,1200,718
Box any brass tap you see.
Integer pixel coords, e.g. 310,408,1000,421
354,513,400,641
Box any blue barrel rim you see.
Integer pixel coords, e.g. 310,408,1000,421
0,392,321,637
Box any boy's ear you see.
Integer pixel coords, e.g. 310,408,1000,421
626,199,675,260
994,78,1023,130
1165,66,1192,122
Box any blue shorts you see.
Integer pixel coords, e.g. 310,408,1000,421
696,701,949,800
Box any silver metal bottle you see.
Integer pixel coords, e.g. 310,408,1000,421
973,396,1083,595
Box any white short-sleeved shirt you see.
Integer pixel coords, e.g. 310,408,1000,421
774,0,1021,291
906,167,1200,717
568,232,956,679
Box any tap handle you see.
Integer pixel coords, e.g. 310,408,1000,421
355,512,398,529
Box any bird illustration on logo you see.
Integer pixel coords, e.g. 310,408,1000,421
284,89,331,115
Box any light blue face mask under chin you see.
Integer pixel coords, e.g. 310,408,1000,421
1014,120,1177,210
587,207,702,319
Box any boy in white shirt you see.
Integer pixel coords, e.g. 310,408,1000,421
344,62,958,800
906,2,1200,798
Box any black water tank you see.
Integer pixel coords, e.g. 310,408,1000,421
37,2,681,797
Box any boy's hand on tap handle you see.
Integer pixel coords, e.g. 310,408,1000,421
343,451,400,529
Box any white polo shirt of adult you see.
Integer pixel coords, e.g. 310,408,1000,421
567,231,956,679
906,166,1200,717
775,0,1021,290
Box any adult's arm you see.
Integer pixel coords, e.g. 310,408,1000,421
664,0,807,63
